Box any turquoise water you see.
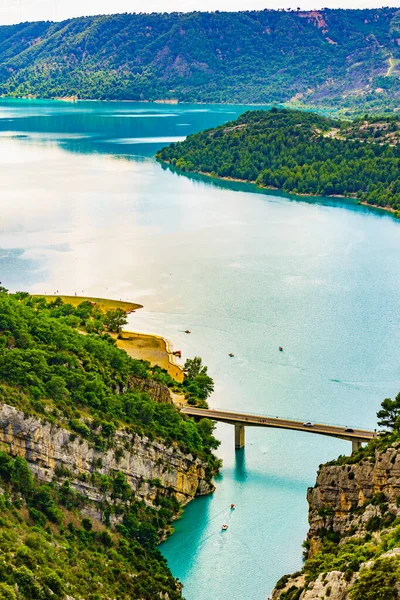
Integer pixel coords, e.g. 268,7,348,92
1,99,400,600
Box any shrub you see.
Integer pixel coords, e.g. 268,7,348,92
81,518,92,532
0,583,16,600
350,557,400,600
366,516,382,532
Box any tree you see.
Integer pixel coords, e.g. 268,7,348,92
184,356,214,400
194,373,214,400
377,393,400,431
46,375,69,402
184,356,206,380
103,309,127,333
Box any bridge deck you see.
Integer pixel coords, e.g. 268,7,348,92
181,407,375,443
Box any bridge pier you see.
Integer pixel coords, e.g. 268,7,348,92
235,424,245,449
352,440,362,454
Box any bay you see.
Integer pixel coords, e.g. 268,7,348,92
1,99,399,600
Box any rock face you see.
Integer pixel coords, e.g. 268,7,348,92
0,403,213,512
306,443,400,551
271,443,400,600
129,375,173,404
272,571,353,600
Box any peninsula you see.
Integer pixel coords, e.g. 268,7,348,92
157,108,400,213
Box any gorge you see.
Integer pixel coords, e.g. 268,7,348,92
1,98,400,599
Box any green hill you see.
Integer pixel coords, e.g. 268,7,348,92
0,289,220,599
156,108,400,211
0,9,400,113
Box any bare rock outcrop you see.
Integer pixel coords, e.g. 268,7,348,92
307,443,400,547
271,443,400,600
0,403,213,510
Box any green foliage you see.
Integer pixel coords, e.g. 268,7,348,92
350,557,400,600
0,293,218,467
0,292,223,598
103,308,128,333
365,515,383,532
280,586,304,600
0,583,16,600
158,108,400,210
183,356,214,405
0,9,399,113
0,452,183,599
377,393,400,431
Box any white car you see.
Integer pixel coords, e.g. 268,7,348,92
303,422,314,427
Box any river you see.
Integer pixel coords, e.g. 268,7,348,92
1,99,400,600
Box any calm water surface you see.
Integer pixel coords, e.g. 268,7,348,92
1,99,400,600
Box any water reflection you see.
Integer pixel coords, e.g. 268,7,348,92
234,448,248,482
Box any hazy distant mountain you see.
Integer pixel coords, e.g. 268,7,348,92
0,9,399,112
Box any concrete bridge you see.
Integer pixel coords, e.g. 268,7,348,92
181,407,376,454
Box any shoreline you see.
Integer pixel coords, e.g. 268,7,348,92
359,200,400,216
160,161,399,217
116,330,184,382
32,294,143,314
34,294,184,382
2,95,394,119
1,95,276,108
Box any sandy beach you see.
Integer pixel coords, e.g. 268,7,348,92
34,294,184,383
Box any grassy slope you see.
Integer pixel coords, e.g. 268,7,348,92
33,295,142,314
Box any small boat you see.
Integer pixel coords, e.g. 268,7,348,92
228,353,234,357
279,347,283,352
221,524,228,531
184,330,191,334
230,503,236,510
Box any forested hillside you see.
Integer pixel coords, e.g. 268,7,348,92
0,9,400,112
157,108,400,211
0,289,219,599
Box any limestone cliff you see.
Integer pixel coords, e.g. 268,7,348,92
0,403,213,518
129,375,172,403
272,442,400,600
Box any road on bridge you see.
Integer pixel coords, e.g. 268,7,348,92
181,406,375,445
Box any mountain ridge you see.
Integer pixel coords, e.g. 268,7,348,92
0,9,399,113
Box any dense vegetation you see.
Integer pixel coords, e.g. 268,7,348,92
0,289,219,464
157,108,400,211
0,9,399,113
34,294,214,407
0,450,184,599
0,288,222,597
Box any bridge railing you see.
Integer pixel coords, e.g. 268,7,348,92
185,406,374,432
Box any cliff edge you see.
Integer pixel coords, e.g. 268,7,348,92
272,440,400,599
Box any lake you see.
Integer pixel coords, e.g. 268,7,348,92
1,98,400,600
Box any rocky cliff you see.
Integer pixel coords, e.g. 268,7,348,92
129,375,172,404
0,403,213,521
272,442,400,600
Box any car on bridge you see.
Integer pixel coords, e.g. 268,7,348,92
303,422,314,427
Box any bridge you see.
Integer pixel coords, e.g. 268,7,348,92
181,407,376,454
